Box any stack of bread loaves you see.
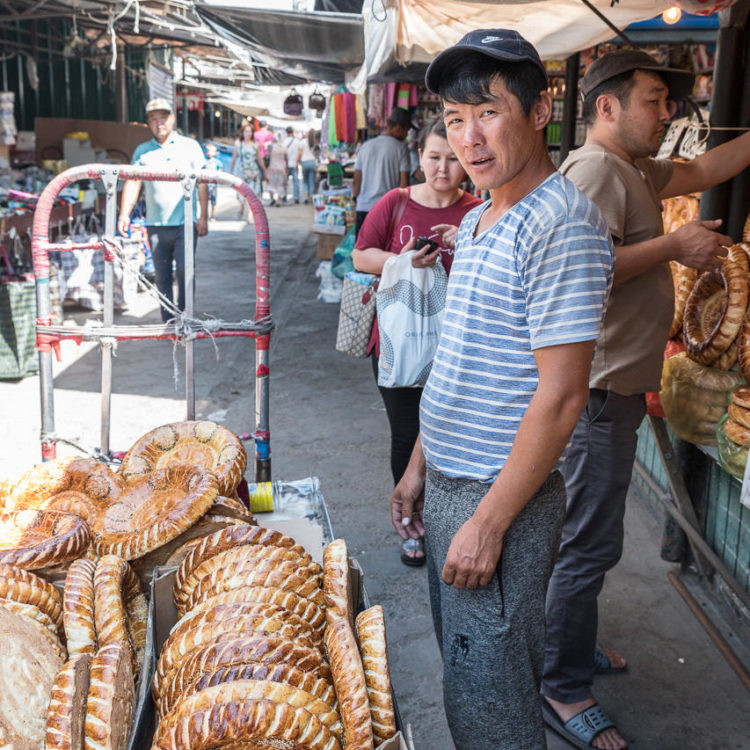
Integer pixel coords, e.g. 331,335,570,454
152,529,397,750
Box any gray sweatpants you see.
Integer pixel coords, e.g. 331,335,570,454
424,468,566,750
542,389,646,703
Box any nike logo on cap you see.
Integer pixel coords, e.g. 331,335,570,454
482,36,501,43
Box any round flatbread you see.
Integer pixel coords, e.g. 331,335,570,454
0,510,90,569
118,421,246,497
45,654,93,750
93,465,218,560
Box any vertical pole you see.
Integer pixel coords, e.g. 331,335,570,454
64,57,71,119
100,167,119,457
560,52,580,164
116,45,127,124
16,23,25,128
182,173,197,420
79,57,87,118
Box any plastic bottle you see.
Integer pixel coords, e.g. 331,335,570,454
247,477,320,515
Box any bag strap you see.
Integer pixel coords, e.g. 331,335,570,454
386,187,410,248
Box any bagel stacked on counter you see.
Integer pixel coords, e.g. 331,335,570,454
717,385,750,476
152,531,397,750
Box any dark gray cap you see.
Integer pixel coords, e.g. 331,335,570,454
387,107,415,129
425,29,547,94
580,49,695,100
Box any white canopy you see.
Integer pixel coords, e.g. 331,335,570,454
356,0,675,89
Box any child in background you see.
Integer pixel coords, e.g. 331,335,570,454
203,143,222,220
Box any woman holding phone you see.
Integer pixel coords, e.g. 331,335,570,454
353,116,481,566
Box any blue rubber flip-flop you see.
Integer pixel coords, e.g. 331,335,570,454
542,699,617,750
594,646,628,675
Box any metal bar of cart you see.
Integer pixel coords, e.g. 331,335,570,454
30,164,273,480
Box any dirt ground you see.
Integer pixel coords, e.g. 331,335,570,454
1,187,748,749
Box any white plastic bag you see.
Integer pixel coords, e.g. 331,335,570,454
376,250,447,388
315,261,342,303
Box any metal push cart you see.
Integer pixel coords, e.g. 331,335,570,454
30,164,274,481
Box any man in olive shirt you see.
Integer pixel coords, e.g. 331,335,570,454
542,50,750,750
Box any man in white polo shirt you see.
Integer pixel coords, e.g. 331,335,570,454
390,30,614,749
118,98,208,321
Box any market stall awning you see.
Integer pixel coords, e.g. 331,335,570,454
364,0,678,82
195,3,365,83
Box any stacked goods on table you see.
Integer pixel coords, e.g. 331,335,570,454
153,534,397,750
0,420,253,750
717,385,750,477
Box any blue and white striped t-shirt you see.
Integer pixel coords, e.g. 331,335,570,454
420,172,614,482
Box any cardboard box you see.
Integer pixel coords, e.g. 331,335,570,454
317,232,340,260
137,516,410,750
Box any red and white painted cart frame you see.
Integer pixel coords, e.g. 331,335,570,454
30,164,273,481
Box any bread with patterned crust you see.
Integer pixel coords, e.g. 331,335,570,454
159,660,336,718
177,543,311,614
324,617,374,750
152,634,331,702
728,403,750,430
154,616,319,700
323,539,353,629
355,606,396,746
152,697,341,750
722,416,750,445
184,558,323,614
118,421,246,497
183,584,325,633
84,643,135,750
173,524,307,607
64,558,97,657
0,606,63,750
0,597,59,637
45,653,93,750
0,562,63,631
93,555,146,674
93,465,218,560
0,510,90,569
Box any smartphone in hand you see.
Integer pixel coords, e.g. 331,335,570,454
415,236,440,254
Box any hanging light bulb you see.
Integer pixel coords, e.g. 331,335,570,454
214,109,221,118
662,6,682,24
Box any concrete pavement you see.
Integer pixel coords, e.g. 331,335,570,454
1,188,747,749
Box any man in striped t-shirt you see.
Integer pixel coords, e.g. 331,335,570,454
390,31,614,749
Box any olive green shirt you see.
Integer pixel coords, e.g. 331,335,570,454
560,144,675,395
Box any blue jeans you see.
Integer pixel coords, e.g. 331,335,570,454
300,160,316,199
148,225,198,322
289,166,300,201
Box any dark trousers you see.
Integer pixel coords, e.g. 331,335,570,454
542,388,646,703
425,468,566,750
148,225,197,323
370,353,421,485
355,210,369,239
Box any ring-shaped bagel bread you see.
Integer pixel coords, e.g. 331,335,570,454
93,555,146,674
355,606,396,746
152,697,341,750
169,601,320,649
158,680,341,739
93,465,218,560
84,643,135,750
730,384,750,410
159,660,337,719
684,256,749,365
154,616,319,700
173,525,306,609
64,558,97,658
722,417,750,446
0,562,63,631
0,510,90,569
183,558,324,615
118,421,246,497
177,543,312,615
183,585,325,634
0,606,64,750
669,262,699,339
154,635,332,705
0,597,59,637
713,336,739,371
45,653,93,750
727,403,750,430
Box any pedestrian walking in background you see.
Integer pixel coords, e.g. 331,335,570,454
353,116,481,566
202,142,222,221
267,132,289,207
118,98,208,322
230,123,266,219
391,30,614,750
285,126,302,203
298,129,319,203
352,108,411,236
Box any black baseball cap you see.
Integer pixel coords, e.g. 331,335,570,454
425,29,547,94
580,49,695,100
